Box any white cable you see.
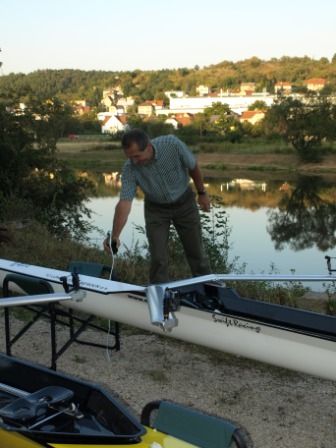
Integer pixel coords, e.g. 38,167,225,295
106,230,115,361
106,319,112,363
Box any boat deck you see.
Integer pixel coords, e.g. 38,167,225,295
0,355,145,445
177,282,336,340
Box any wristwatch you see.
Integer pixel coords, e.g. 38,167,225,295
197,188,207,195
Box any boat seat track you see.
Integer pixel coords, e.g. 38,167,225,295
0,386,74,423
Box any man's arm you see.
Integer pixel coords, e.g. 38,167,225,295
189,163,211,212
104,199,132,254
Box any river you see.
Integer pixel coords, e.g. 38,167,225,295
84,172,336,290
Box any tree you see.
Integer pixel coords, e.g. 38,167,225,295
0,101,94,240
29,98,75,151
247,100,268,111
267,176,336,251
264,96,336,162
204,102,231,117
203,102,243,141
0,104,38,199
122,80,138,97
192,112,210,136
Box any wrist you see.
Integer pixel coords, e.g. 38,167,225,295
197,188,207,195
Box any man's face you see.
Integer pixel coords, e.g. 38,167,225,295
124,142,153,165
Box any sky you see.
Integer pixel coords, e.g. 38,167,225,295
1,0,336,74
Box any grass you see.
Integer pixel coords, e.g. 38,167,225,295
145,370,168,383
57,139,126,171
56,137,336,176
73,355,87,364
197,139,294,155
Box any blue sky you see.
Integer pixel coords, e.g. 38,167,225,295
1,0,335,74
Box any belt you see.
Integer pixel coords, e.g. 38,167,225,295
145,187,193,208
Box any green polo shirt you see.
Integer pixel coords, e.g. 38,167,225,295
119,134,196,204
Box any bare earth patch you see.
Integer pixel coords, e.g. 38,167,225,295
1,317,335,448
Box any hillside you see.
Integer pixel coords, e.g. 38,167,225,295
1,55,335,106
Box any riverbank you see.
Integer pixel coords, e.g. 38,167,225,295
197,153,336,180
56,138,336,177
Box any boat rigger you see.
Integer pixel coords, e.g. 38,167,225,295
0,258,336,381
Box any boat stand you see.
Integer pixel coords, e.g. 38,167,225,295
1,272,120,370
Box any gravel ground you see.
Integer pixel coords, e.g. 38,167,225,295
0,316,335,448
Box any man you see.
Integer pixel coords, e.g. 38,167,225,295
104,129,211,283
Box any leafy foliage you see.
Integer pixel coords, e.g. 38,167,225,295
126,116,175,138
1,56,336,106
0,101,95,239
267,175,336,251
264,96,336,162
199,196,234,273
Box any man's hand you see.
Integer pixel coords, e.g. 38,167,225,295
103,236,120,254
198,193,211,212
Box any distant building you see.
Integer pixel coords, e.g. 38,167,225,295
101,114,128,134
240,82,256,95
239,110,265,125
117,97,135,113
164,113,194,129
97,112,111,121
165,90,185,98
137,100,164,116
150,100,164,110
138,101,155,116
73,105,91,115
162,94,274,115
101,95,116,111
73,99,90,107
274,82,292,94
196,85,209,96
305,78,326,92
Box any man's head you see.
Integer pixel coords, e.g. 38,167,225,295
121,129,154,165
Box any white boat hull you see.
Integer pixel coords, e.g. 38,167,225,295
0,259,336,381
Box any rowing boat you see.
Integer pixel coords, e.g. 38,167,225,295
0,258,336,381
0,353,250,447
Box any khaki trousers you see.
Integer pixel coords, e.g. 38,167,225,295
144,187,211,284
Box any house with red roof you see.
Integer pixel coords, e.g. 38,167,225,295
73,105,91,115
239,110,265,125
305,78,326,92
101,114,128,134
165,113,194,129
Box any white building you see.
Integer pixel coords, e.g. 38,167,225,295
100,115,128,134
163,95,275,115
196,85,209,96
164,90,185,99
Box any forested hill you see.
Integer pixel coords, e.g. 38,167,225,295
1,55,336,105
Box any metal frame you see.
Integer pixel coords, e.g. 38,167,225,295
1,274,120,370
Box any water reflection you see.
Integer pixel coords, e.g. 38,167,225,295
102,171,122,188
223,178,267,192
267,175,336,252
83,171,335,284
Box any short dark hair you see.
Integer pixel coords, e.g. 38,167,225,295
121,129,150,151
